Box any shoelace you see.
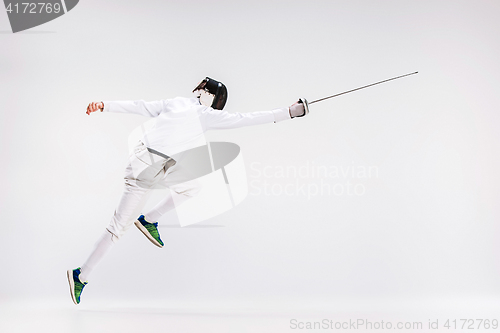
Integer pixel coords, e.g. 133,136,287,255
145,224,159,233
75,282,86,293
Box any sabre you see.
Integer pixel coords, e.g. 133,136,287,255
310,71,418,104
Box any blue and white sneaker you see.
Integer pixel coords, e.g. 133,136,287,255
67,267,87,305
134,215,164,248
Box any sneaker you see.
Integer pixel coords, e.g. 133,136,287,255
67,267,87,305
134,215,164,248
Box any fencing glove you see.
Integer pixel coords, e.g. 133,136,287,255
289,98,310,118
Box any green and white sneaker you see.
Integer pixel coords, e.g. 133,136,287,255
67,267,87,305
134,215,164,248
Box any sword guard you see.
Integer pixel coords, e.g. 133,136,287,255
296,98,310,117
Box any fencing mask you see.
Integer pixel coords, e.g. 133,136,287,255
193,77,228,110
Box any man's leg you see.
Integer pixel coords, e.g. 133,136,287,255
77,166,152,282
75,143,165,283
143,179,201,222
68,180,151,304
79,229,117,282
143,158,202,223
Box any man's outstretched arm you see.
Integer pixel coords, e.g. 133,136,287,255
205,101,307,130
86,100,165,117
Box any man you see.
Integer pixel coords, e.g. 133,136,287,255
67,77,309,305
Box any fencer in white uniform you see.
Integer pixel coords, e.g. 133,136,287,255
67,77,309,305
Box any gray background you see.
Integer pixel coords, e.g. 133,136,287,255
1,0,499,332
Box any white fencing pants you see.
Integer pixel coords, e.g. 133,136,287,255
107,142,200,239
80,142,200,281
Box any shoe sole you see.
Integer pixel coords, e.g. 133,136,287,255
67,270,78,305
134,220,163,248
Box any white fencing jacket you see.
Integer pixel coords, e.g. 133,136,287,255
103,97,291,157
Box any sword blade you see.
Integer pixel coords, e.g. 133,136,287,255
309,71,418,104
